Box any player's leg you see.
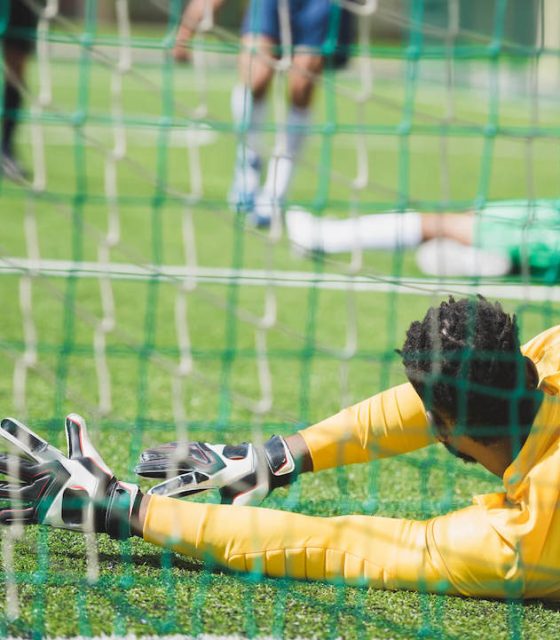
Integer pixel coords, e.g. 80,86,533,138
2,44,25,156
2,47,33,180
254,52,323,226
420,213,474,244
253,0,334,227
1,0,39,180
229,0,279,211
417,210,513,277
286,207,512,276
286,207,425,253
287,208,478,252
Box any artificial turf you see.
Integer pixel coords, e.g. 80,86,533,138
1,21,560,639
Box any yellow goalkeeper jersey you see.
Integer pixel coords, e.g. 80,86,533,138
143,326,560,599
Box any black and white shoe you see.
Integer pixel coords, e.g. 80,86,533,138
228,148,262,213
1,153,29,182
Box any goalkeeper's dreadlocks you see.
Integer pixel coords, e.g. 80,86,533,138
399,296,540,449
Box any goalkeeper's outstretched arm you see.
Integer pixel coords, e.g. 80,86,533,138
0,410,550,600
135,491,537,599
298,382,434,472
135,383,434,504
294,377,435,472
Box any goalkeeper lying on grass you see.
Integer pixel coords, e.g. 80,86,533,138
2,296,560,598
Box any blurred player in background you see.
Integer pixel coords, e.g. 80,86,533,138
173,0,354,226
1,0,40,180
286,200,560,280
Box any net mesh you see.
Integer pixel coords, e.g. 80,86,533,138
0,0,559,637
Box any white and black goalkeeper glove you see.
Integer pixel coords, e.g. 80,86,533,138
0,414,141,539
135,435,296,506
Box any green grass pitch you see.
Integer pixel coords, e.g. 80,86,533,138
1,30,560,638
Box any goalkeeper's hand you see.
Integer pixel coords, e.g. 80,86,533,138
0,414,141,539
135,435,296,506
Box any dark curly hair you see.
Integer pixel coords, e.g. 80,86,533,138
399,296,539,444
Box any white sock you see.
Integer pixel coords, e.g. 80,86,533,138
261,105,310,202
231,84,266,156
284,104,309,158
286,209,423,253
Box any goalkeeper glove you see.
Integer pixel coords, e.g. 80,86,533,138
0,414,141,539
135,435,296,506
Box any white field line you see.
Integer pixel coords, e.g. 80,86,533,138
1,257,558,303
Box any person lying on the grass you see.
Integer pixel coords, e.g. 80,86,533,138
3,296,560,599
286,200,560,279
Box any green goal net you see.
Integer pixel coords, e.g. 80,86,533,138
0,0,559,638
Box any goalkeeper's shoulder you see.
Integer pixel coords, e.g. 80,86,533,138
521,325,560,362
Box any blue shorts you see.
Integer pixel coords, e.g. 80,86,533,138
241,0,353,56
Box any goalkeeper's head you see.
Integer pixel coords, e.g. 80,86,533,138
399,296,541,460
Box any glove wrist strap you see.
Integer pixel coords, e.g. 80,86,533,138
105,480,141,540
264,435,297,489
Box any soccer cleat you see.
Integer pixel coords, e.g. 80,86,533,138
228,147,262,212
1,153,28,182
249,190,283,229
416,238,512,277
